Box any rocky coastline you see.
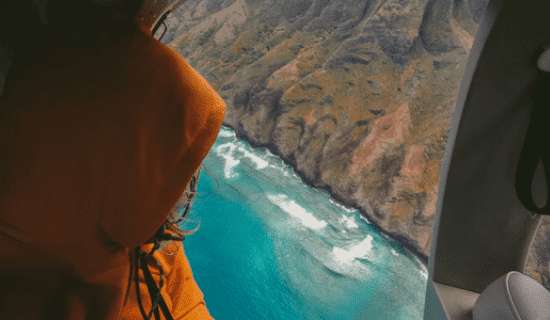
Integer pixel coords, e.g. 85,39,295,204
226,122,430,266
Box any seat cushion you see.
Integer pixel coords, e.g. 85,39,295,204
473,271,550,320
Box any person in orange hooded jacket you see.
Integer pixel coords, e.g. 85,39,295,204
0,0,225,319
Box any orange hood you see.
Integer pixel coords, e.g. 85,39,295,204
0,3,224,319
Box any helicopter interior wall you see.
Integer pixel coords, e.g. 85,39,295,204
0,0,139,98
425,0,549,318
0,44,10,97
0,0,48,98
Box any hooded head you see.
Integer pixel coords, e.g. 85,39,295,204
0,1,226,267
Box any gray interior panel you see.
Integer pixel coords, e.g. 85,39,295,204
424,0,550,318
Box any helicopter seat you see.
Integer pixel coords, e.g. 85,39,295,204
473,271,550,319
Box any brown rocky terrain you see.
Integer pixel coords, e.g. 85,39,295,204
160,0,550,291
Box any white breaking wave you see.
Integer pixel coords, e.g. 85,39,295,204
216,128,302,179
333,235,375,263
214,141,270,178
215,142,240,179
348,235,375,259
218,127,236,138
359,214,371,225
214,138,273,177
339,215,359,229
329,198,357,214
267,194,328,230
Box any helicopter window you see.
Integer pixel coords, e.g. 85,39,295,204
3,0,550,319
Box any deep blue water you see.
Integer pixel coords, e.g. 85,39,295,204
180,126,428,319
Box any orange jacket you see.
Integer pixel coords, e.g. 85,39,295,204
0,3,224,319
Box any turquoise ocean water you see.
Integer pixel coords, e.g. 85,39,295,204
180,126,428,319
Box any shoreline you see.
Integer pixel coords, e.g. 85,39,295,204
221,124,430,269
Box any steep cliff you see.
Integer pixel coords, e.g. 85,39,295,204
161,0,490,264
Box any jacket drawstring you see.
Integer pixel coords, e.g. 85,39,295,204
134,226,186,320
